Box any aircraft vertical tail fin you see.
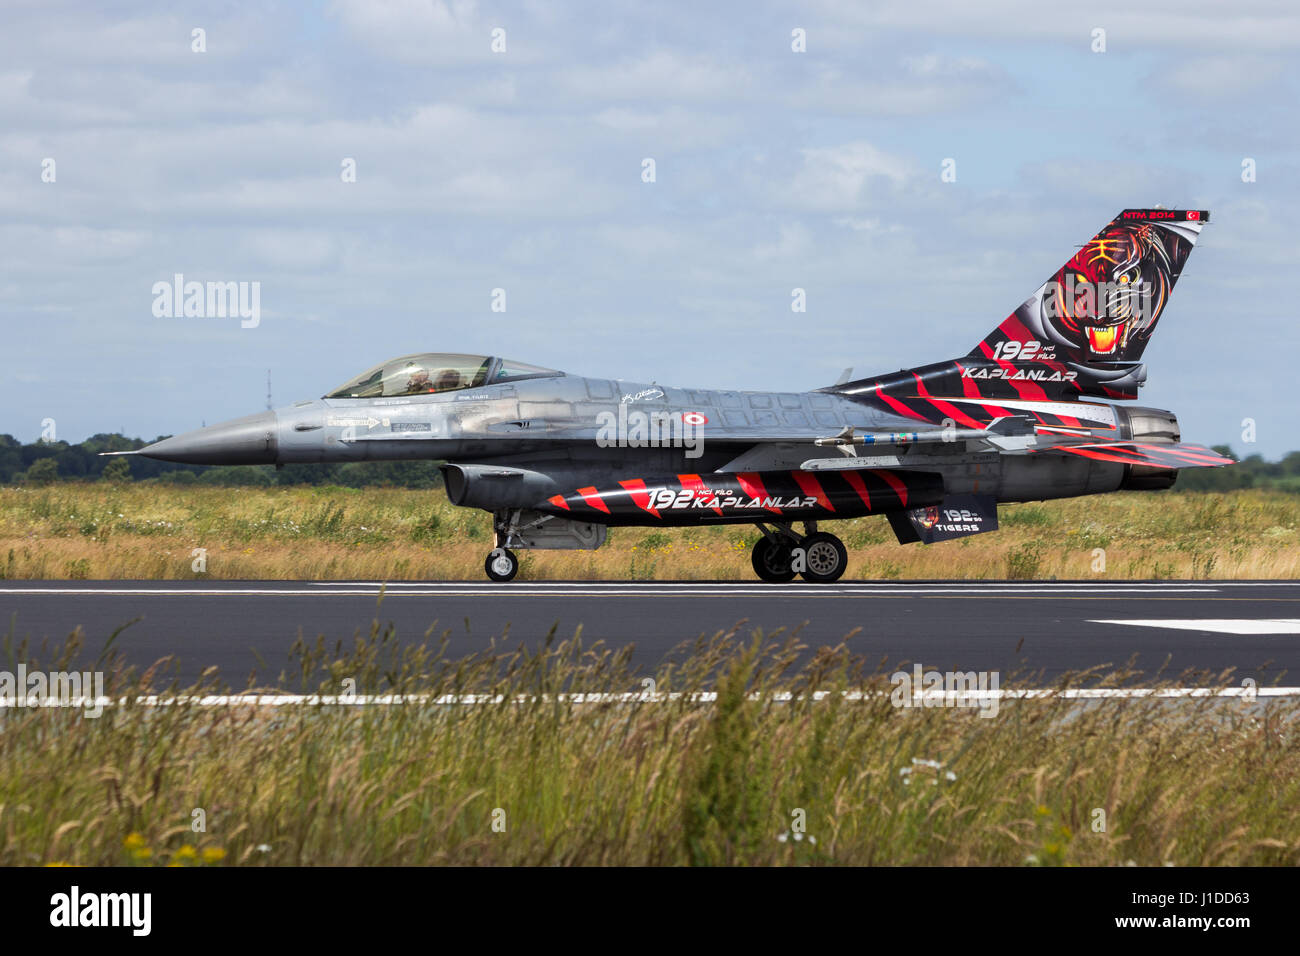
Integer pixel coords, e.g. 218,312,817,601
970,208,1209,373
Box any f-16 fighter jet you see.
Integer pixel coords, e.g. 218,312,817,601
115,208,1231,582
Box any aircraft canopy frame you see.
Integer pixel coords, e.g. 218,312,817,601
324,354,562,399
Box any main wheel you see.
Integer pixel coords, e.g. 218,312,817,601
485,547,519,582
798,532,848,583
751,536,797,583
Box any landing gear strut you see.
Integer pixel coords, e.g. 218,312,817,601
750,522,848,583
485,510,524,581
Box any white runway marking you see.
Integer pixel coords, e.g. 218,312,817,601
5,685,1299,710
1093,619,1300,635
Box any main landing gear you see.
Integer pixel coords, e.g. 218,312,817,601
751,522,848,583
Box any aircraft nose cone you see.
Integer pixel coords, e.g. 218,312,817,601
139,410,279,465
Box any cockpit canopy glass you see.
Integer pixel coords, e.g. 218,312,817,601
324,353,492,399
324,354,563,399
493,358,560,382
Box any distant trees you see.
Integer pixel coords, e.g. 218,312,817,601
100,457,132,483
0,432,444,488
1175,446,1300,492
25,458,58,485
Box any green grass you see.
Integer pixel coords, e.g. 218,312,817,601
0,484,1297,580
2,624,1298,866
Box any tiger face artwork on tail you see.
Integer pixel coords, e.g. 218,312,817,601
1044,222,1180,360
977,210,1206,373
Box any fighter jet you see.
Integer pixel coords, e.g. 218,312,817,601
114,208,1231,582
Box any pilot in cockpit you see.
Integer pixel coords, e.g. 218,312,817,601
433,369,461,392
404,365,433,394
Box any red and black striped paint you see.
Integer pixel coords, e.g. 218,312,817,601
535,468,945,527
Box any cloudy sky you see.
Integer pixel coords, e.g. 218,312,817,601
3,0,1298,457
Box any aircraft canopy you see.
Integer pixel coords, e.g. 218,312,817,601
324,354,561,399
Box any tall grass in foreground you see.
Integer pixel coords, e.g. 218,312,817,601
2,624,1297,866
0,484,1297,580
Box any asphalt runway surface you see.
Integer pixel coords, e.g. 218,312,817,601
3,580,1299,688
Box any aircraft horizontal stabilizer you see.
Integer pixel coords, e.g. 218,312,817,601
1025,441,1232,469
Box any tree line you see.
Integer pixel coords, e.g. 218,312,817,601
0,433,443,488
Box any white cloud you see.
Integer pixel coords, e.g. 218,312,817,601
754,222,812,260
327,0,486,63
557,51,754,102
809,0,1300,51
243,231,338,270
1154,55,1286,97
789,143,912,210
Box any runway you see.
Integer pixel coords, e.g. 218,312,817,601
2,580,1298,688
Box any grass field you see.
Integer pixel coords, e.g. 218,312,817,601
0,483,1296,580
4,485,1297,867
2,628,1297,866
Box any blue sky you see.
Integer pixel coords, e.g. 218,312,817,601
2,0,1298,456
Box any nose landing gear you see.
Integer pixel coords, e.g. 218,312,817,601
485,547,519,582
750,522,849,583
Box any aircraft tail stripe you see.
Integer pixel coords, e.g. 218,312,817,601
1082,444,1187,466
1127,442,1230,465
1030,443,1230,469
548,494,570,511
876,389,932,423
978,326,1051,403
953,362,1018,420
1050,446,1140,465
910,373,984,429
1053,442,1232,467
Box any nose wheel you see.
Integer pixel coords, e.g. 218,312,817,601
750,525,848,583
485,547,519,582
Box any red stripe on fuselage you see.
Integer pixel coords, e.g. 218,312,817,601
871,469,910,508
618,478,659,517
678,473,722,515
876,389,932,423
737,472,782,514
911,372,984,429
792,471,834,512
842,469,873,511
576,486,611,514
953,361,1017,420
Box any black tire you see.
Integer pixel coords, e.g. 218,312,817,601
485,547,519,582
797,532,848,583
751,536,797,583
